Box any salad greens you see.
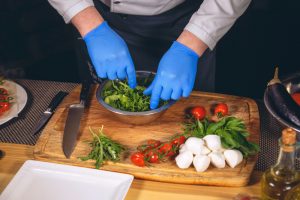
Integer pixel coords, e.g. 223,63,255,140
80,126,125,169
183,116,259,157
103,80,167,112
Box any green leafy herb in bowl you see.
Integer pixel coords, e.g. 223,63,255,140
103,80,167,112
96,71,176,125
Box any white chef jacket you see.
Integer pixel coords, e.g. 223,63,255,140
48,0,251,50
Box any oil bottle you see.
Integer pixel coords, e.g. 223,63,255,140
261,128,300,200
284,183,300,200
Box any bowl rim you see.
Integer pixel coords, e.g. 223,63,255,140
96,71,176,116
263,75,300,132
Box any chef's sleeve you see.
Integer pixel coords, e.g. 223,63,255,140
48,0,94,23
185,0,251,50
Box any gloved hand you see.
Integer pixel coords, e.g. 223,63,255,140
144,41,199,109
83,21,136,88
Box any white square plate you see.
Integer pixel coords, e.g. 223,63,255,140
0,160,133,200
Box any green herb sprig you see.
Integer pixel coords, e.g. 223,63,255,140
183,116,259,157
80,126,125,169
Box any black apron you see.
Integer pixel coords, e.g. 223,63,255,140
76,0,216,92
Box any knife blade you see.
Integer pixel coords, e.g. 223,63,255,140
62,80,91,158
32,91,68,136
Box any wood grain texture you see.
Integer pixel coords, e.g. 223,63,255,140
0,143,262,199
34,85,260,187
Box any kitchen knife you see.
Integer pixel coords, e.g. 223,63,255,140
32,91,68,136
62,80,91,158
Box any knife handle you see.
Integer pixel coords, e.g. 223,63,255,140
48,91,69,112
80,80,92,105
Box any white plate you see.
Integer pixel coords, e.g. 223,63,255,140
0,80,27,125
0,160,134,200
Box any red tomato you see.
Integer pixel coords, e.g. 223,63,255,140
292,93,300,106
190,106,206,120
145,151,159,163
137,139,161,152
0,95,8,101
147,139,161,149
171,136,186,147
0,102,9,114
130,152,145,167
0,88,8,95
166,150,175,157
158,143,172,154
214,103,229,117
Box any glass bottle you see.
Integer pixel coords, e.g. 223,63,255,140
261,128,300,200
284,183,300,200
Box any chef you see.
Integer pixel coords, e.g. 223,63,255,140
48,0,251,109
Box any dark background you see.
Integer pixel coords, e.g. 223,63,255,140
0,0,299,99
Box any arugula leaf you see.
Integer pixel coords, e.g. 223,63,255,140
79,126,125,169
103,80,168,112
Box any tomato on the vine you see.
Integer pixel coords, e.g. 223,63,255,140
137,139,161,152
147,139,161,148
158,143,177,157
166,150,175,157
0,102,10,114
0,88,8,95
171,135,186,147
145,150,159,163
214,103,229,117
0,95,8,101
292,93,300,106
130,152,145,167
190,106,206,120
158,143,172,154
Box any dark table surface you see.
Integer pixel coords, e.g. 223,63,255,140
0,79,295,171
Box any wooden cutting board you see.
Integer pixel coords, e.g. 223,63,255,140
34,85,260,187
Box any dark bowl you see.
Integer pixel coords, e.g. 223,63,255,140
264,72,300,132
96,71,176,125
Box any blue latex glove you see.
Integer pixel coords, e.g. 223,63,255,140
83,21,136,88
144,41,199,109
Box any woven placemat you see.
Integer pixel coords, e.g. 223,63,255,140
0,80,77,145
254,100,292,171
0,81,297,171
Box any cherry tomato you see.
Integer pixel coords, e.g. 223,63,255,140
137,139,161,152
0,95,8,101
190,106,206,120
0,88,8,95
292,92,300,106
166,150,175,157
147,139,161,148
158,143,172,154
214,103,229,117
145,151,159,163
130,152,145,167
0,102,10,113
171,135,186,147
